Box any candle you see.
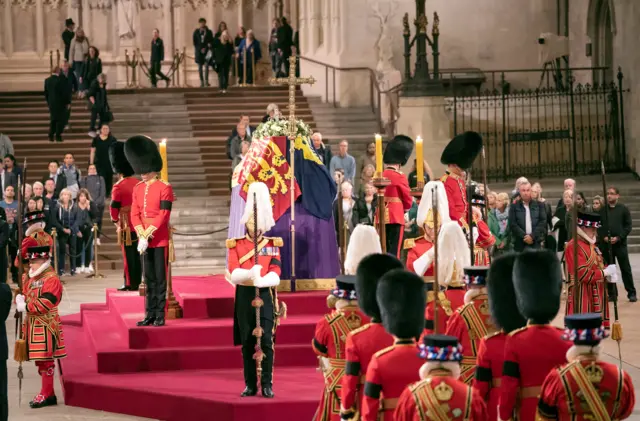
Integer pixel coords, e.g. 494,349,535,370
416,135,424,185
375,134,383,176
159,138,169,182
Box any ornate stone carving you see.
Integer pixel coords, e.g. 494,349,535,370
369,0,398,74
251,0,264,9
12,0,35,9
88,0,112,10
219,0,234,8
173,0,206,8
43,0,65,10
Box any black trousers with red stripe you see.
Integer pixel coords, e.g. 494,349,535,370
143,246,168,319
386,224,403,259
122,239,142,290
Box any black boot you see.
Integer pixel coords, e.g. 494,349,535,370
136,316,155,326
261,386,274,398
153,316,165,327
240,386,257,397
29,394,57,409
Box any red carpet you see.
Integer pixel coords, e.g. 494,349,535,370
60,275,328,421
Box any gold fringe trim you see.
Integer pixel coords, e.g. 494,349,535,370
168,226,176,263
612,320,623,341
14,339,27,363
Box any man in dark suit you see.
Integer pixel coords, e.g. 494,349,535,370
311,132,332,171
0,169,16,202
150,28,171,88
276,17,294,77
192,18,214,87
44,66,70,143
0,275,11,421
229,115,256,138
508,181,547,251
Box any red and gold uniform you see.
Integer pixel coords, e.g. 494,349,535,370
227,235,282,392
536,314,635,421
341,322,394,418
110,176,141,290
473,219,495,266
441,171,469,230
312,282,368,421
16,212,53,278
422,285,452,338
473,331,507,421
394,335,487,421
381,167,413,258
405,237,434,277
445,294,494,385
18,244,66,408
362,339,424,421
565,234,609,328
499,325,570,421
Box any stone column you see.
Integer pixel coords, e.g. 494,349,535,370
163,0,173,53
283,0,289,18
237,0,244,28
298,0,307,53
207,0,215,31
307,0,316,53
322,0,329,53
290,0,297,24
81,0,91,37
68,0,80,29
35,0,45,57
3,0,13,57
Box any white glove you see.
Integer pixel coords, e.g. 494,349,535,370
604,265,619,283
15,294,26,313
413,247,435,277
472,227,479,245
250,265,263,282
254,272,281,288
230,268,252,285
137,238,149,254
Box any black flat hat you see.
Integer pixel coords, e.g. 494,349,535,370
440,131,483,169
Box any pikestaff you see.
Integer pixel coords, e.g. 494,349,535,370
251,192,264,382
13,159,27,405
432,185,440,333
600,161,623,365
571,187,579,313
466,178,475,266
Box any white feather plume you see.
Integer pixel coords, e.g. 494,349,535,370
416,181,451,227
240,182,275,232
344,225,381,275
436,221,471,285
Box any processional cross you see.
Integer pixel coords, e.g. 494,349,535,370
268,56,315,288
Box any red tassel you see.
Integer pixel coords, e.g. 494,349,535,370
252,327,264,338
253,350,264,362
252,297,264,308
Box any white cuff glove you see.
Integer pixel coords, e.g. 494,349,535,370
230,268,252,285
413,247,435,277
15,294,26,313
137,238,149,254
472,227,479,245
250,265,263,282
254,271,281,288
604,265,619,283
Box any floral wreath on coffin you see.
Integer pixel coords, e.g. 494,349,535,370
253,117,312,141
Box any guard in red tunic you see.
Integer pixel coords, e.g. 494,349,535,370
125,135,174,327
313,273,369,421
565,211,616,329
15,244,66,409
361,270,425,421
109,140,142,292
227,181,282,399
473,253,526,421
470,194,495,266
499,250,571,421
536,313,635,421
439,132,483,230
381,135,414,258
445,266,495,385
394,335,488,421
340,251,401,420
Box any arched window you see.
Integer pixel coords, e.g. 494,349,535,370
588,0,615,84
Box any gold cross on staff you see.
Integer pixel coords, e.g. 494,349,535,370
269,56,316,139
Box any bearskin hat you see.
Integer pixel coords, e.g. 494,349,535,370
377,269,426,339
440,131,483,169
487,253,526,333
355,253,404,321
513,250,562,324
383,135,414,166
124,135,163,174
109,141,135,177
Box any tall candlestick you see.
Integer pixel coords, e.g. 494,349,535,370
416,135,424,185
159,138,169,182
375,134,383,176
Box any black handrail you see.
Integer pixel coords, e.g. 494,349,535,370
298,56,383,133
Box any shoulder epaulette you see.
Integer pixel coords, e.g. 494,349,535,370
456,302,472,315
484,330,503,341
508,326,529,337
226,239,237,249
440,174,449,182
135,180,144,187
350,323,372,337
373,344,396,359
160,179,171,186
113,178,123,187
403,238,416,250
325,311,344,324
265,236,283,247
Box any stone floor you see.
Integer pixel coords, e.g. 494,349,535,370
4,263,640,421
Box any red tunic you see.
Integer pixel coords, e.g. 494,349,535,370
341,322,394,417
536,358,635,421
441,171,468,229
474,219,495,266
444,293,495,385
422,290,452,339
110,176,139,244
565,237,610,328
381,167,412,225
312,306,370,421
445,288,467,315
394,374,488,421
472,331,507,421
226,236,282,277
405,237,434,277
16,228,53,274
499,325,571,421
131,177,174,248
362,339,424,421
22,265,66,361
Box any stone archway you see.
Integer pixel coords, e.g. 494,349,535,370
587,0,616,84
